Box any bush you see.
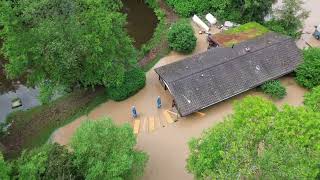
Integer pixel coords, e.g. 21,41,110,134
296,48,320,89
168,20,196,54
107,67,146,101
304,86,320,112
71,118,148,179
261,80,287,99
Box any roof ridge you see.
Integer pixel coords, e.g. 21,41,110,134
169,37,293,83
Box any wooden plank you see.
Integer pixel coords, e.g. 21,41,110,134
149,117,155,132
133,119,141,135
163,110,174,124
167,110,178,116
195,111,206,117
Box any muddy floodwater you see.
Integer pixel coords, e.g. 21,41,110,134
52,22,309,179
122,0,158,48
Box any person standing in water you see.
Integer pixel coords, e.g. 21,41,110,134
131,106,138,118
156,96,162,108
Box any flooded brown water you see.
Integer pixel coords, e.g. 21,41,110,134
52,22,308,179
122,0,158,48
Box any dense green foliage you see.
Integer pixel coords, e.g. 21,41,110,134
187,96,320,179
107,67,146,101
0,0,138,102
264,0,309,38
0,144,79,179
168,20,196,53
0,153,10,180
261,80,287,99
166,0,273,23
71,118,148,179
296,48,320,89
304,86,320,112
1,118,148,179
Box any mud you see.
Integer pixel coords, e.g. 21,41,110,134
53,22,308,179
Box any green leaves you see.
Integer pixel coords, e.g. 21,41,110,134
304,86,320,112
10,143,78,179
187,96,320,179
0,0,137,97
261,80,287,99
264,0,309,39
71,118,148,179
168,20,197,54
0,153,11,180
166,0,273,23
296,48,320,89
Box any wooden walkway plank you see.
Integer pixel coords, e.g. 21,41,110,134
195,111,206,117
163,110,174,124
133,119,141,135
149,117,155,132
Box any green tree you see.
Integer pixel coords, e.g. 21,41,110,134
0,152,11,180
187,96,320,179
265,0,309,38
11,143,78,179
71,118,148,179
168,20,197,54
296,48,320,89
304,86,320,112
0,0,138,102
166,0,273,23
260,80,287,99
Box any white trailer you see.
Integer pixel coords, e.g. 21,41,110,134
205,13,217,25
192,15,209,32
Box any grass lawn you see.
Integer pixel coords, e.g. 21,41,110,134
214,22,270,47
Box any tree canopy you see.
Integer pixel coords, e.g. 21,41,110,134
187,96,320,179
304,86,320,112
296,48,320,89
168,20,196,54
0,0,138,101
0,118,148,179
264,0,309,38
71,118,148,179
166,0,273,23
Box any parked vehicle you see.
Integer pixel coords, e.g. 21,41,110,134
313,25,320,40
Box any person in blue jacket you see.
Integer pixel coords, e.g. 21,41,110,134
156,96,162,108
131,106,138,118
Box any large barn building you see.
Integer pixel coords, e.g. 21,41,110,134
155,32,302,116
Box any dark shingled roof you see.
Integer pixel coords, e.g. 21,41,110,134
155,32,302,116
